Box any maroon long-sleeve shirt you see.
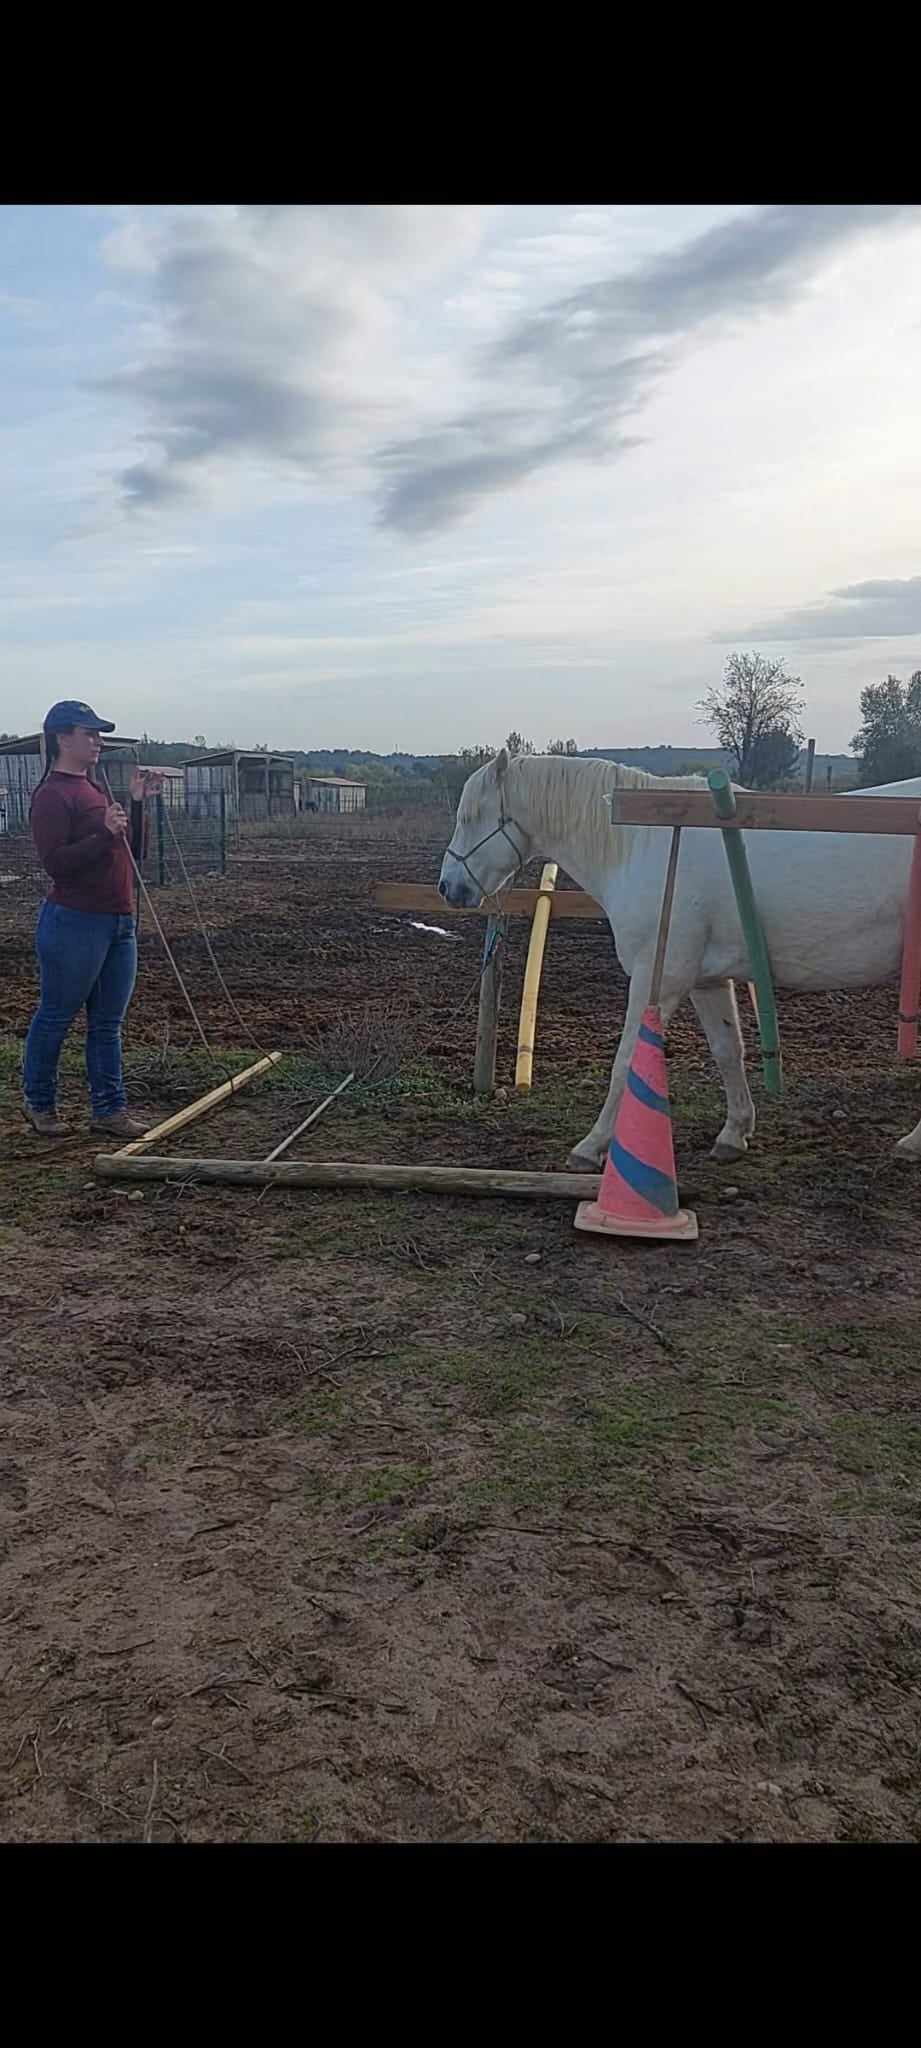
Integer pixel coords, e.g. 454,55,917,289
30,773,143,915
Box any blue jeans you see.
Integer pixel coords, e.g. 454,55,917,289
23,903,138,1117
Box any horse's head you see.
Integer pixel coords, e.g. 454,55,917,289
438,748,533,906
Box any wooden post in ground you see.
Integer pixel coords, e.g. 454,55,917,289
473,913,506,1094
156,793,166,887
805,738,816,792
897,822,921,1059
648,827,682,1009
707,770,783,1099
515,863,558,1090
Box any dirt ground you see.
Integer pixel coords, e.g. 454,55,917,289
2,808,921,1843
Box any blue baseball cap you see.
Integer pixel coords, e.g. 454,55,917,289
43,700,116,734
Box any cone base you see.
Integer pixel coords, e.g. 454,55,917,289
574,1200,699,1243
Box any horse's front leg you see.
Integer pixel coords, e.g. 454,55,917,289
690,981,756,1162
567,973,686,1171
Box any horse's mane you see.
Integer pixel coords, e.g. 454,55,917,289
493,753,708,871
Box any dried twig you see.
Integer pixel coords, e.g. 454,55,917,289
143,1758,160,1842
179,1669,241,1699
64,1782,134,1827
197,1743,253,1784
674,1678,719,1727
611,1289,675,1353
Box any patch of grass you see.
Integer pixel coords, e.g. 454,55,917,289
0,1163,75,1227
0,1036,23,1093
359,1462,431,1505
426,1337,567,1418
828,1414,921,1478
456,1366,766,1515
293,1388,347,1436
301,1455,432,1513
129,1417,194,1473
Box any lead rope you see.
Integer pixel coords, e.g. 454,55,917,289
159,798,275,1061
96,767,219,1066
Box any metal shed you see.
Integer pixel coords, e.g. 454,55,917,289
0,732,140,834
184,749,296,823
301,775,367,815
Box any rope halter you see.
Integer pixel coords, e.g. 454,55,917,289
446,773,528,902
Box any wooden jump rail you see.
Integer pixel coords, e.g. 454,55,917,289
95,1155,602,1199
371,881,602,919
608,779,921,1072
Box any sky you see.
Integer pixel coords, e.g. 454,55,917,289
2,201,921,755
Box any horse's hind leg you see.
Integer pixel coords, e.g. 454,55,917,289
690,981,756,1162
894,1115,921,1158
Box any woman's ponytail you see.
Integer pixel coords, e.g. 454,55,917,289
29,729,61,814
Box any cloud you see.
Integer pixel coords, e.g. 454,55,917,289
718,574,921,641
95,203,917,535
97,206,488,511
377,204,916,534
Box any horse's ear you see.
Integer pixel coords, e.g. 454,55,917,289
495,746,509,778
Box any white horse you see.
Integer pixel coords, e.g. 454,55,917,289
438,750,921,1167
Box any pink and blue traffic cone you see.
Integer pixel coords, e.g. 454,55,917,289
574,1006,698,1242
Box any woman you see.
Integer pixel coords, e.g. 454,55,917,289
22,701,163,1139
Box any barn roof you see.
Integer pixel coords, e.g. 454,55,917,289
304,774,367,787
0,733,139,756
183,749,294,767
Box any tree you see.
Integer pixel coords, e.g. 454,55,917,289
851,673,921,786
547,737,579,755
699,653,805,786
748,724,803,789
505,731,535,757
439,744,496,806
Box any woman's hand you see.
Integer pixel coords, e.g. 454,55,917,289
104,802,129,837
129,768,165,801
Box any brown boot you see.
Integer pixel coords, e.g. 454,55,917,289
23,1106,72,1138
90,1110,150,1139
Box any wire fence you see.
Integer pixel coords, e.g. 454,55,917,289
0,796,226,903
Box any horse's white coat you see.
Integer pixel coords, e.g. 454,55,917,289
438,752,921,1165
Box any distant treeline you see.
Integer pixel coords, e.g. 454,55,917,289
130,738,855,783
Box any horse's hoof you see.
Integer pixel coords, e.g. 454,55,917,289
567,1148,601,1173
711,1140,747,1164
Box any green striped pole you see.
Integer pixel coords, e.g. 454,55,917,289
707,769,783,1100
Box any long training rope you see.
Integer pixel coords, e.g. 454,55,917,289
103,768,530,1155
159,798,274,1060
97,771,217,1063
259,779,529,1158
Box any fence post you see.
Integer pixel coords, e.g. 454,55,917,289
707,770,783,1099
220,790,227,875
897,819,921,1060
156,793,166,887
473,913,506,1094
